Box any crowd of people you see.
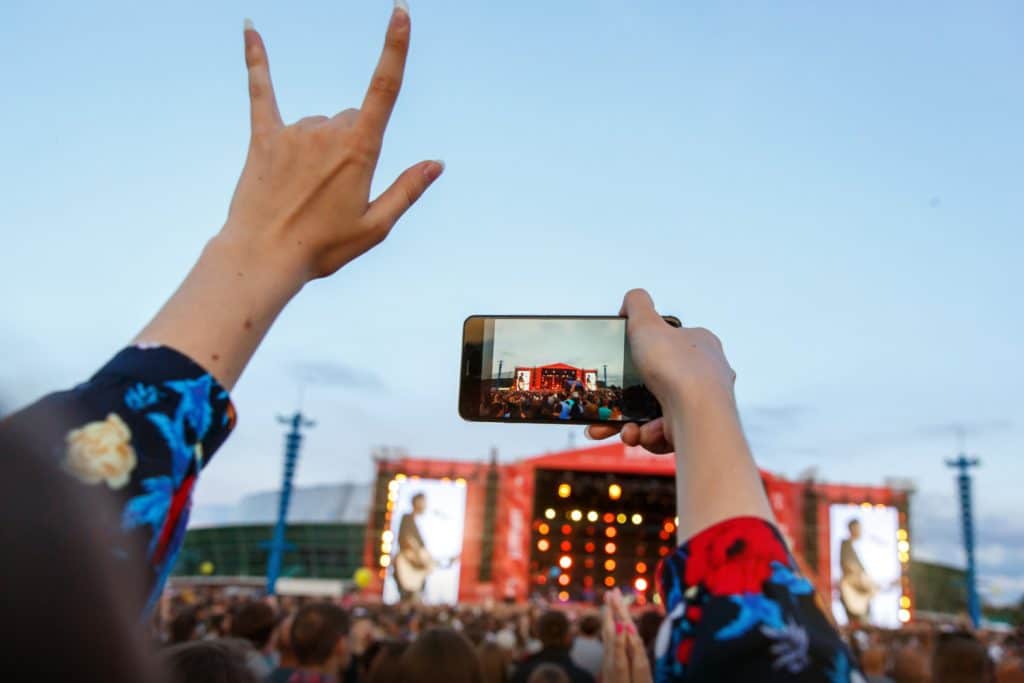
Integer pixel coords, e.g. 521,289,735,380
154,586,1024,683
482,388,625,421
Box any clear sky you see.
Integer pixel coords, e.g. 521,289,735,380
490,318,626,383
1,1,1021,604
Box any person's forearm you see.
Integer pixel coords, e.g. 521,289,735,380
665,382,774,541
133,234,304,389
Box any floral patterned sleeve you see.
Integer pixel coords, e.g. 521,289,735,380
654,517,863,683
0,345,235,613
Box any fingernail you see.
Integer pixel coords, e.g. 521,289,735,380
584,427,595,440
243,17,254,31
423,160,445,181
615,623,623,634
394,0,410,15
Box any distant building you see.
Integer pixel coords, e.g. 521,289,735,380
173,482,372,581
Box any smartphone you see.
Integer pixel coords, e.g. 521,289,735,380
459,315,681,425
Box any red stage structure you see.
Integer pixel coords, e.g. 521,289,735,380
364,442,913,619
513,363,599,392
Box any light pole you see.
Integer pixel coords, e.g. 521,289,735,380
945,454,981,627
266,410,315,595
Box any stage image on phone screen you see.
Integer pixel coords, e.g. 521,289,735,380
463,317,662,424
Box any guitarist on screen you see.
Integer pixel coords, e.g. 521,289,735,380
839,518,879,625
395,492,432,602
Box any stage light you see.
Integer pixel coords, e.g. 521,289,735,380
860,502,872,509
609,484,622,500
539,523,550,535
587,510,599,522
603,513,615,524
616,513,627,524
899,551,910,564
605,527,617,538
545,508,556,520
897,540,910,553
652,594,661,605
604,559,616,571
537,539,550,552
584,558,595,569
570,510,583,522
584,542,595,553
663,520,675,533
583,576,594,588
561,524,572,535
897,529,908,541
387,491,397,502
636,562,647,574
561,541,572,552
898,609,911,623
388,480,399,491
385,501,393,511
382,530,393,542
395,473,407,481
658,546,670,557
379,555,391,567
604,542,617,554
558,574,571,586
674,516,679,526
900,596,911,609
586,526,596,536
604,577,615,587
634,577,648,592
380,541,391,553
558,483,572,498
658,530,670,541
558,590,570,602
456,477,467,487
536,575,547,585
631,513,643,525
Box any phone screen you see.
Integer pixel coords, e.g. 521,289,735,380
459,315,678,425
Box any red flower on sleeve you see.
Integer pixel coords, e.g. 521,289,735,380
683,517,790,596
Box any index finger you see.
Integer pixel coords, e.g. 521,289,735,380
358,3,411,146
619,288,665,327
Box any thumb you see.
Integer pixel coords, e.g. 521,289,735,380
365,160,444,230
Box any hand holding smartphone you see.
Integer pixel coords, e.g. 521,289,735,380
459,315,681,425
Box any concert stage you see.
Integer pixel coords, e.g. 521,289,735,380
364,442,914,626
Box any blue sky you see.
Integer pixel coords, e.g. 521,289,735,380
1,1,1021,603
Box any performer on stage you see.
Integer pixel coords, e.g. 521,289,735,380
839,519,879,625
395,492,432,603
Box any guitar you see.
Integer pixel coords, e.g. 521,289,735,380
393,547,459,593
839,576,901,619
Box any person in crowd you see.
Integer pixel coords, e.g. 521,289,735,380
933,631,996,683
170,608,201,645
396,627,483,683
569,614,603,678
479,640,511,683
162,639,261,683
860,647,893,683
526,664,570,683
601,589,652,683
363,639,409,683
512,611,595,683
270,614,300,674
230,600,279,678
635,610,663,671
269,602,351,683
889,643,930,683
